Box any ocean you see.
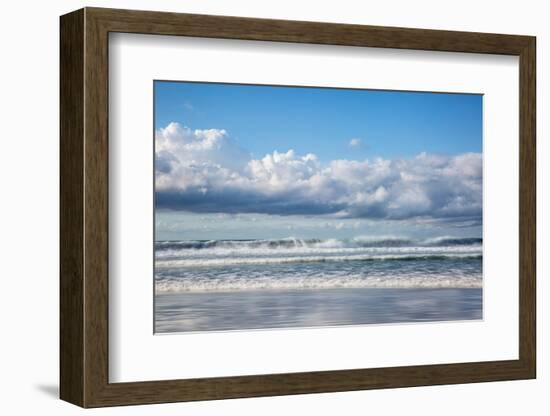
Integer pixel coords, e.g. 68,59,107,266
154,237,483,333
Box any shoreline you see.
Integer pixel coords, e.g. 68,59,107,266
155,287,482,334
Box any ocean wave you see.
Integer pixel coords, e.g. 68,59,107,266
155,274,482,293
156,253,482,268
421,236,483,246
155,236,482,255
156,245,482,260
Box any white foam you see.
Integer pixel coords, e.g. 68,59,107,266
155,252,481,268
155,244,482,260
155,275,482,293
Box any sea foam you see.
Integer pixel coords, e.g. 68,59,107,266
154,237,483,293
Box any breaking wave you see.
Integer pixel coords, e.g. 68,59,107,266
155,236,482,252
154,236,482,293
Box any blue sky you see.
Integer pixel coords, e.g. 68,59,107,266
154,81,482,161
154,81,482,241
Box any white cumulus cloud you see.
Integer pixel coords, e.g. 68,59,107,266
155,122,482,222
349,138,362,148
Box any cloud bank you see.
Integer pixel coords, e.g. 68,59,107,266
155,122,482,222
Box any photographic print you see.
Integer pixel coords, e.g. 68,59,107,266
154,81,483,333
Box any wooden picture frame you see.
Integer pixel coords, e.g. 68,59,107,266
60,7,536,408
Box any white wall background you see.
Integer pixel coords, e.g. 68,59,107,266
0,0,545,414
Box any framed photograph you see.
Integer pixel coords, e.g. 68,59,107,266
60,7,536,407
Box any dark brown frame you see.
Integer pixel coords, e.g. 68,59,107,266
60,7,536,408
